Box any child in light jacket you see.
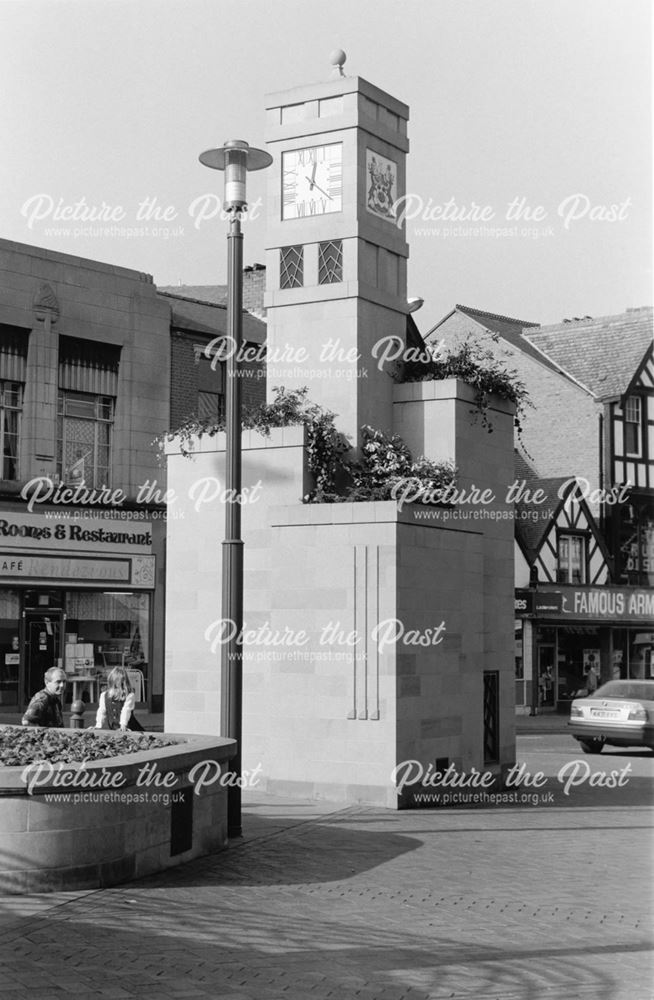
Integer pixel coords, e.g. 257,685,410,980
95,666,143,732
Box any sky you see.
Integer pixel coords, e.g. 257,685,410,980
0,0,651,333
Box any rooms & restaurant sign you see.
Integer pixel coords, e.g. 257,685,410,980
0,512,154,588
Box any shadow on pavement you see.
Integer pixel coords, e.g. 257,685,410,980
0,800,648,999
0,888,635,1000
132,809,423,889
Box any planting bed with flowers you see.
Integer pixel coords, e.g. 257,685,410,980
0,725,178,767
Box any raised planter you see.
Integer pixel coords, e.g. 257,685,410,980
0,725,237,893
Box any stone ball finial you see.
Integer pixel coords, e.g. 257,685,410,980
329,49,346,77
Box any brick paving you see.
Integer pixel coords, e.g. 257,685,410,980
0,738,652,1000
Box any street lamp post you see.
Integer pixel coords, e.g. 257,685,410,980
199,139,272,837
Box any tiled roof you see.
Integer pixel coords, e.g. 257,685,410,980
159,284,227,305
428,304,565,374
157,292,266,344
159,265,267,317
454,304,567,372
514,449,539,486
513,459,569,557
522,308,653,400
454,304,540,333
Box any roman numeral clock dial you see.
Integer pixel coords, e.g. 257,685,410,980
282,143,343,219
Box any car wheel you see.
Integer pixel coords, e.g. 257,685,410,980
579,738,605,754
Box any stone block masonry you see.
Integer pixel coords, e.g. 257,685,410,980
164,380,516,807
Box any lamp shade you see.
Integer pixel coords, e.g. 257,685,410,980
199,139,273,210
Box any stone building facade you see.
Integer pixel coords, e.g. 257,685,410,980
0,238,267,716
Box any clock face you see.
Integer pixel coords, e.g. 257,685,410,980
282,143,343,220
366,148,398,221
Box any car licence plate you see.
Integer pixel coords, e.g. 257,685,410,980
590,710,619,719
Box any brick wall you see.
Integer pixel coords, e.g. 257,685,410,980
431,313,601,493
242,265,266,315
170,332,198,428
241,355,266,409
169,330,266,429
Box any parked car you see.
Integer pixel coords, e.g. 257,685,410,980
568,679,654,753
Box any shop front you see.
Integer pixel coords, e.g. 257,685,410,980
0,510,159,712
515,585,654,714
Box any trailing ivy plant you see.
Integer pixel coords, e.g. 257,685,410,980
162,387,349,499
342,426,456,504
162,387,457,505
399,334,532,441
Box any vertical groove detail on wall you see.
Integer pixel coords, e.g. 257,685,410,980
351,544,381,721
359,544,368,719
348,546,358,718
351,544,369,720
369,545,381,720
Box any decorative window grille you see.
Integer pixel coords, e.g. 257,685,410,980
624,396,642,456
483,671,500,764
0,380,22,480
280,246,304,289
57,391,114,487
318,240,343,284
557,534,586,584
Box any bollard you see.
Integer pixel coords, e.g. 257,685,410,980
69,699,85,729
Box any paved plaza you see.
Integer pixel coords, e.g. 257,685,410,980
0,734,652,1000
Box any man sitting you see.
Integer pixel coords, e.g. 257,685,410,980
22,667,67,728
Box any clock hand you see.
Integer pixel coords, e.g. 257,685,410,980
305,178,332,200
309,163,317,190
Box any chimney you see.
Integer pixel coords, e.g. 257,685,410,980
243,263,266,316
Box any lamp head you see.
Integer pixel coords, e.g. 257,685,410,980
199,139,273,211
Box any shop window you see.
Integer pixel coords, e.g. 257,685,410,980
617,500,654,585
514,632,524,679
66,591,150,699
624,396,642,457
0,590,20,706
57,391,113,488
0,381,22,480
557,534,586,584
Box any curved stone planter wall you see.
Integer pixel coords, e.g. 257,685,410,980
0,726,237,893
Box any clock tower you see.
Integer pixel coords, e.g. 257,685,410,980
264,52,410,447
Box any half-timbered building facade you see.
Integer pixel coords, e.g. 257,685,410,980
427,305,654,712
510,308,654,711
607,341,654,587
513,465,618,711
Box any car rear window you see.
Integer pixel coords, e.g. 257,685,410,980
593,681,654,701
